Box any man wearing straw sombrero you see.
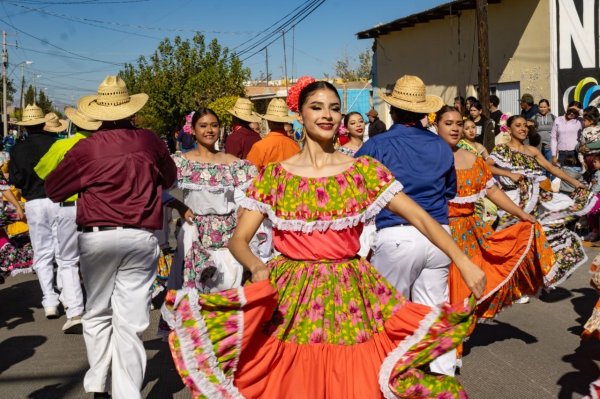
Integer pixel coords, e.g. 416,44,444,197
356,75,459,376
45,76,177,399
35,107,102,335
247,97,300,169
225,97,262,159
10,106,63,320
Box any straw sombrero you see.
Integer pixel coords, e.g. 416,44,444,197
43,112,69,133
381,75,444,114
259,98,297,123
64,106,101,131
227,98,261,123
16,104,45,126
77,75,148,121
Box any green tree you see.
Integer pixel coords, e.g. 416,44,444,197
208,96,238,128
24,85,35,107
119,33,250,134
334,49,372,82
0,79,16,104
37,90,53,114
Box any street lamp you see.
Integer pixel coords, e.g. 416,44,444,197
33,74,41,98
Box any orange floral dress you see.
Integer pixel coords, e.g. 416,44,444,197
448,157,555,319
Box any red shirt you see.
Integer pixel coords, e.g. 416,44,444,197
225,125,261,159
45,127,177,230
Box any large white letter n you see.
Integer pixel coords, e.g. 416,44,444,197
558,0,595,69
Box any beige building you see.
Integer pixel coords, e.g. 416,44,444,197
358,0,596,125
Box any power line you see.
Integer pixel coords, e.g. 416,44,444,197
9,3,258,35
0,18,125,66
2,0,150,5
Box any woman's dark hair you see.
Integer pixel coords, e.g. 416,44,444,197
454,96,465,106
343,111,363,127
298,81,341,111
191,108,220,127
469,101,483,111
435,105,461,123
594,153,600,162
583,106,600,124
539,99,550,106
568,100,583,109
506,115,526,127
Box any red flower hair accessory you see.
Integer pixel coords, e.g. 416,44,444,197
286,76,316,113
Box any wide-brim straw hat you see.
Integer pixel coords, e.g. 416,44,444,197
227,98,261,123
259,98,297,123
381,75,444,114
77,75,148,121
16,103,45,126
64,106,102,131
43,112,69,133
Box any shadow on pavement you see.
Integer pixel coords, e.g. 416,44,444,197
27,370,86,399
538,287,573,304
143,338,185,398
557,339,600,399
0,279,41,330
463,320,538,357
0,335,46,374
569,287,597,336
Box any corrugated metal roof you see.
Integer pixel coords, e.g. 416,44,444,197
356,0,502,39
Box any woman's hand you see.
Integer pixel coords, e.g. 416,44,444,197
182,209,194,224
508,172,524,184
519,212,537,223
250,264,269,283
457,259,486,299
580,145,589,154
15,206,25,221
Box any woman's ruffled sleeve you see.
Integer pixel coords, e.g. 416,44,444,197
239,163,278,215
353,156,404,220
232,160,258,192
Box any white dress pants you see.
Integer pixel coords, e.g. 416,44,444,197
371,224,457,376
56,204,84,318
25,198,60,308
79,229,159,399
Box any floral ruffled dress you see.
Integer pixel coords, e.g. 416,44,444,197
0,176,33,283
448,157,554,319
171,154,259,292
490,144,597,288
163,156,476,399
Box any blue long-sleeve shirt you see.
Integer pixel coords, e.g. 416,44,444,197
355,123,456,229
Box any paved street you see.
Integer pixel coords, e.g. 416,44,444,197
1,248,599,399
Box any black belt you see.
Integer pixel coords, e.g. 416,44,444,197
77,226,141,233
60,201,76,207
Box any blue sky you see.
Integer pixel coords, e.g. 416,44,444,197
1,0,447,108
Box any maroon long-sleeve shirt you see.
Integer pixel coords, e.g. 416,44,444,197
45,127,177,230
225,125,261,159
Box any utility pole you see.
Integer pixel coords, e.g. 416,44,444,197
265,47,269,87
476,0,490,118
2,31,7,138
282,30,288,92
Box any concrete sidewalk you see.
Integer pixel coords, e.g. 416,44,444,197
1,249,599,398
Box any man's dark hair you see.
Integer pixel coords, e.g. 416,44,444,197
490,95,500,107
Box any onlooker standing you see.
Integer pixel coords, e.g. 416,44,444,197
469,101,495,152
45,76,177,399
225,98,262,159
246,98,300,170
489,94,502,135
454,95,466,118
551,101,583,166
10,105,60,319
533,99,556,165
366,108,386,138
520,93,539,120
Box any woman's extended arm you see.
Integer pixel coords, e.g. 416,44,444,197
387,192,486,298
485,184,536,222
2,189,24,220
228,209,269,282
486,157,524,183
530,146,585,189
